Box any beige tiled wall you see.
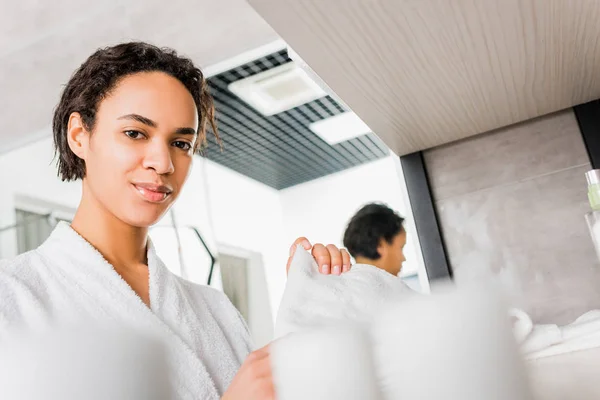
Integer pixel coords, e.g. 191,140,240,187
424,109,600,324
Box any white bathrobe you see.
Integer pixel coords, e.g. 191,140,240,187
0,222,252,399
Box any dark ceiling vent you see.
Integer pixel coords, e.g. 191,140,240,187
202,49,389,190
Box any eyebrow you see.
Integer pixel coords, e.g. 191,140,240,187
174,127,197,135
118,113,197,135
118,113,157,127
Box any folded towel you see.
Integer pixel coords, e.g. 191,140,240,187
525,309,600,360
520,324,563,355
509,308,534,343
275,246,412,338
562,309,600,341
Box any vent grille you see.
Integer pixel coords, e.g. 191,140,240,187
202,49,389,190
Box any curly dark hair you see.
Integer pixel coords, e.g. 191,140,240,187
343,203,405,260
52,41,219,181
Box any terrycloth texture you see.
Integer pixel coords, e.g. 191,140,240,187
0,222,252,399
275,246,411,338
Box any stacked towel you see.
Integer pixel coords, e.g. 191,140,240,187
522,309,600,359
274,248,533,400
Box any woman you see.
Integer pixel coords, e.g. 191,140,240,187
0,42,350,399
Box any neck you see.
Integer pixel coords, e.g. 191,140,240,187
71,184,148,269
355,256,395,276
355,256,383,270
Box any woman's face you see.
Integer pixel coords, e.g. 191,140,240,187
77,71,199,227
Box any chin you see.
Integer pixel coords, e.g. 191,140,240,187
120,205,171,228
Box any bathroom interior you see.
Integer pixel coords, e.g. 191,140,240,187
3,0,600,398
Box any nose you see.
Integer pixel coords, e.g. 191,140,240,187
142,142,175,175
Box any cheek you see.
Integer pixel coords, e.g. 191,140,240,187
87,136,142,185
172,156,193,189
106,141,143,172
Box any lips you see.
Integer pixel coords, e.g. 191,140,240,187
132,182,173,203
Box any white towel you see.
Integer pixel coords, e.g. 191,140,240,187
273,267,533,400
520,324,563,355
525,309,600,360
0,326,171,400
275,246,412,338
0,222,252,399
271,325,382,400
370,284,532,400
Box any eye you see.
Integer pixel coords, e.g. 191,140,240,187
172,140,192,151
124,130,145,140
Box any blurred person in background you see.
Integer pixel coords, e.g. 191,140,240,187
343,203,407,277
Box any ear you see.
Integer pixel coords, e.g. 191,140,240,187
377,238,387,258
67,112,90,160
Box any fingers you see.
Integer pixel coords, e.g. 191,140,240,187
225,346,275,400
341,248,351,272
286,237,312,274
251,347,274,394
291,237,312,253
247,345,270,362
287,239,352,276
246,355,272,379
251,376,276,400
326,244,343,275
312,243,330,274
243,346,271,378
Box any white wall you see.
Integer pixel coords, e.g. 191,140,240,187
159,158,284,345
279,156,425,280
0,135,82,258
187,158,287,327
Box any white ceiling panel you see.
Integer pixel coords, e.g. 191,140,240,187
0,0,278,154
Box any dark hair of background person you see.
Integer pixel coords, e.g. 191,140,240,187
343,203,405,260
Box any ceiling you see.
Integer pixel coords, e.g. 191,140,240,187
0,0,278,154
203,50,389,190
247,0,600,156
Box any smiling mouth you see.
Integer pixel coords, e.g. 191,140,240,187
132,184,173,203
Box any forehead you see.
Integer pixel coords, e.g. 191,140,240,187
394,230,407,244
97,71,199,129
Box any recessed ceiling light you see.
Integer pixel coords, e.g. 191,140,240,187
309,112,372,145
228,62,326,116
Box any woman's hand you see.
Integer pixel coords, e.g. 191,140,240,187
222,346,274,400
286,237,351,276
